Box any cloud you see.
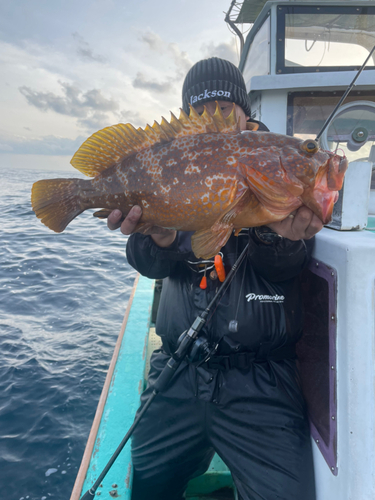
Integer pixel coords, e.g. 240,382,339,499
72,32,107,63
201,40,239,65
19,82,118,117
168,43,192,74
0,134,86,156
132,72,173,94
140,30,192,74
132,32,193,97
141,32,164,52
77,113,113,132
118,109,146,128
19,82,120,132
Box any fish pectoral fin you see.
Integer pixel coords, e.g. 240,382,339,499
238,159,303,213
191,226,234,259
213,186,252,228
93,209,112,219
192,187,251,258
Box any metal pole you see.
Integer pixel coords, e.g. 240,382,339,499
225,0,244,55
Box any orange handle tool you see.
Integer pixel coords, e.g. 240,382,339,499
214,254,226,282
199,275,207,289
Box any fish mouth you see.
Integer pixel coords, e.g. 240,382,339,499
303,154,348,224
304,187,337,224
327,154,348,191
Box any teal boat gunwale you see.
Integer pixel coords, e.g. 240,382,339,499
70,273,144,499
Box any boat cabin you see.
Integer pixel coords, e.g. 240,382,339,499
235,1,375,498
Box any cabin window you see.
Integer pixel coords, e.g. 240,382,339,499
242,13,271,86
287,90,375,163
276,5,375,74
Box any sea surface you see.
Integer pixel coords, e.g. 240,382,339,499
0,165,136,500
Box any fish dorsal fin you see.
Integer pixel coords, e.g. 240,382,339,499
70,101,240,177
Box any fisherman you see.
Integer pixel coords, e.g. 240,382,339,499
108,57,321,500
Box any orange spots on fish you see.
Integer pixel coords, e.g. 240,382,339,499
226,156,237,166
201,147,213,156
201,193,210,205
184,165,201,175
147,166,163,182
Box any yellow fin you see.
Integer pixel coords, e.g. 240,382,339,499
169,112,185,135
200,107,220,133
192,182,250,258
160,116,178,140
71,123,139,177
70,101,240,177
186,105,207,135
31,179,83,232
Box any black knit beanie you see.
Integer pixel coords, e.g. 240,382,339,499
182,57,251,117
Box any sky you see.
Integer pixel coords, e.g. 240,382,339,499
0,0,242,171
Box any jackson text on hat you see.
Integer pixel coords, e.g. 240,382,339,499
182,57,251,117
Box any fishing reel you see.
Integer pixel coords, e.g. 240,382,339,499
176,331,212,363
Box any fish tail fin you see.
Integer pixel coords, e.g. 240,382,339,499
31,179,84,232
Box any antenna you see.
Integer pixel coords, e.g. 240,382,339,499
225,0,245,55
315,44,375,142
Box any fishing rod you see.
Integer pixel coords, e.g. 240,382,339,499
80,242,249,500
315,44,375,142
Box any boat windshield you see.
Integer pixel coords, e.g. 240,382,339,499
287,91,375,163
277,5,375,73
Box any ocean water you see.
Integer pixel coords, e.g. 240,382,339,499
0,165,136,500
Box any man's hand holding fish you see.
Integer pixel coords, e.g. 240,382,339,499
107,206,177,248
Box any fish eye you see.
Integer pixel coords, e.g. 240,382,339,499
301,140,319,154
